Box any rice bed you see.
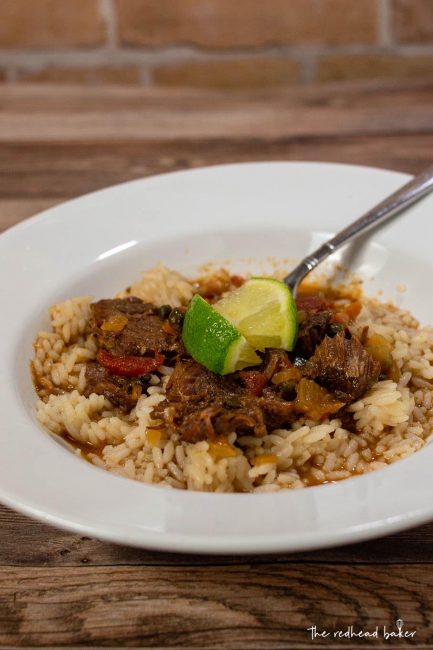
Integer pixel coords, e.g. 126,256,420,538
33,265,433,493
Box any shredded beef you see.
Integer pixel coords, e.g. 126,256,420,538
92,297,154,320
165,397,267,443
258,387,296,430
84,361,148,410
84,297,183,409
295,295,334,312
261,348,291,380
164,358,241,403
303,331,381,402
154,358,297,442
83,295,377,442
90,297,182,357
295,310,333,359
155,359,266,442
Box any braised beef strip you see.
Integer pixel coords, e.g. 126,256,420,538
83,293,382,443
84,361,150,410
85,297,183,410
153,359,268,442
295,310,333,359
303,330,381,402
90,297,182,357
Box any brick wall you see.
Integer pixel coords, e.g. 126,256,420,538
0,0,432,88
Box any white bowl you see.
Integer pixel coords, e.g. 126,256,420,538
1,161,433,554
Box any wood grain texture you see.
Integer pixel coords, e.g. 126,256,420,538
0,199,57,232
0,136,433,206
0,564,432,647
3,104,432,142
0,79,433,143
1,80,433,648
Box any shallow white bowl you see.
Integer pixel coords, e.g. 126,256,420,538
1,161,433,554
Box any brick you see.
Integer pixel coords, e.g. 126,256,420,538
317,53,433,82
153,57,300,89
392,0,433,43
117,0,377,48
16,67,142,85
0,0,105,49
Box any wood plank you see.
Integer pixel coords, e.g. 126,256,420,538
0,81,432,143
0,135,432,202
1,80,433,648
0,564,430,647
1,78,433,112
0,105,431,143
0,505,432,567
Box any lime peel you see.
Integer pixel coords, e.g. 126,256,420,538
182,295,260,375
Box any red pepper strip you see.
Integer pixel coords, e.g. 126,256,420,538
230,274,245,288
97,349,164,377
239,370,268,397
295,295,333,312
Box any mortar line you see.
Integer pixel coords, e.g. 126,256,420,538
377,0,394,47
99,0,118,50
1,43,433,76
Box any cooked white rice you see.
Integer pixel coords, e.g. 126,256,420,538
33,265,433,492
116,263,194,307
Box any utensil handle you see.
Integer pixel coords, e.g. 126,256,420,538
285,164,433,288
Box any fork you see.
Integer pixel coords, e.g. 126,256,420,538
284,164,433,296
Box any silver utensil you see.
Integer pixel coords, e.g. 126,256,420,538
284,164,433,296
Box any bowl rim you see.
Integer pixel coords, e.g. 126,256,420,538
2,159,433,555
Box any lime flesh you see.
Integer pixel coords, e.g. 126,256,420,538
215,277,298,351
182,295,260,375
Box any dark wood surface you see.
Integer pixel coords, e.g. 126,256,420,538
1,79,433,648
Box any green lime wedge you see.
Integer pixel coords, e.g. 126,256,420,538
214,277,298,351
182,295,261,375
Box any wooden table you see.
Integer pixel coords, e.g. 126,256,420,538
1,79,433,648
